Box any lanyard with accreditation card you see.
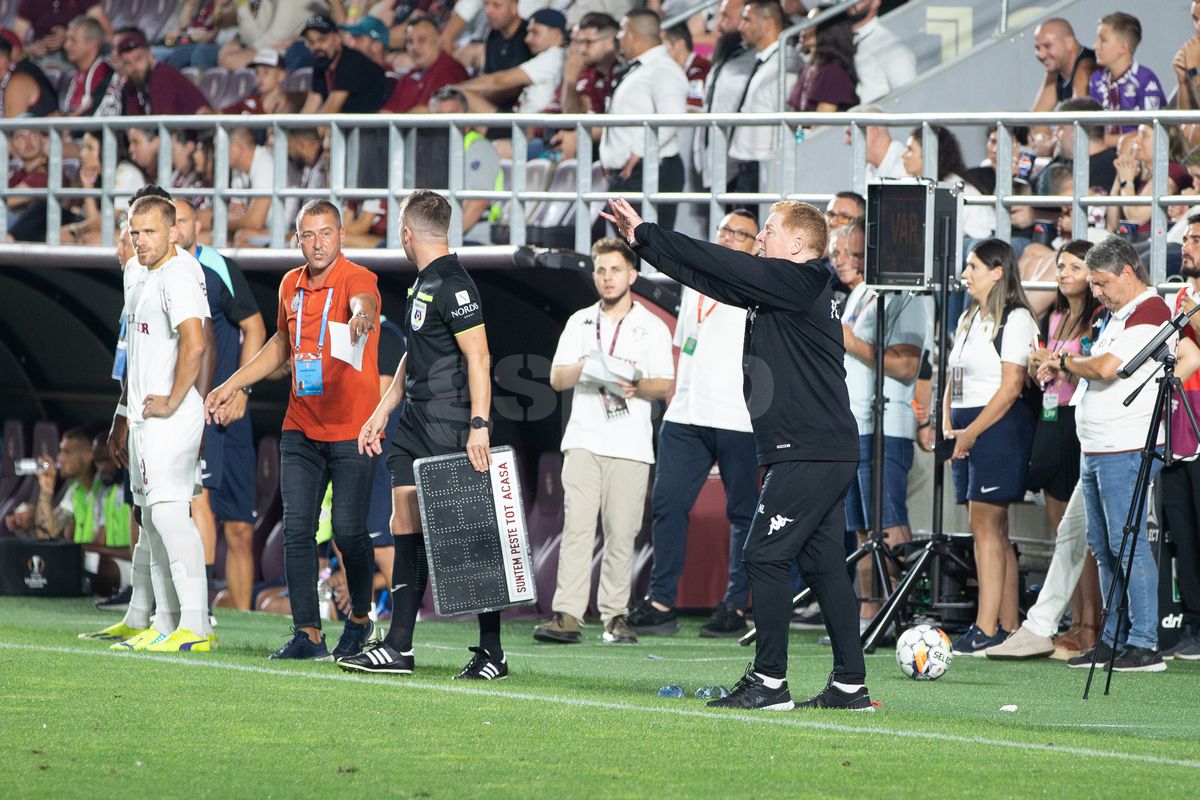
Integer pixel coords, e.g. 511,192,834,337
293,287,334,397
682,296,718,356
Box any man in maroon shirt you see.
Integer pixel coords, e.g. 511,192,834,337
550,12,619,158
61,16,116,116
114,28,213,116
6,125,47,219
383,17,469,113
664,23,711,111
15,0,109,61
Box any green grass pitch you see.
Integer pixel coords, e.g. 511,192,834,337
1,597,1198,799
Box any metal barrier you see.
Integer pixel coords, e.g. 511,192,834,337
0,109,1193,285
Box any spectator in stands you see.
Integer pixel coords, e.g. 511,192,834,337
627,210,761,640
5,125,52,238
844,104,906,180
455,8,567,129
1108,125,1193,240
1089,12,1165,140
329,0,395,28
153,0,230,71
427,87,503,243
126,127,160,183
227,127,275,246
693,0,755,194
61,131,146,244
1036,237,1178,672
175,198,266,612
300,14,391,114
287,128,329,222
663,23,710,111
534,237,675,645
1174,0,1200,145
0,30,61,117
547,12,620,160
342,13,390,67
1158,214,1200,661
219,0,327,71
222,49,300,114
1029,18,1095,154
480,0,533,96
788,6,858,113
383,17,468,113
728,0,792,198
1044,97,1117,201
114,28,214,115
848,0,914,103
989,239,1104,661
170,131,214,231
597,9,687,230
902,124,994,242
32,428,96,541
14,0,110,64
945,239,1038,656
825,190,863,234
60,15,118,117
838,219,926,630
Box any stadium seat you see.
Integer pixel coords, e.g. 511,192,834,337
251,435,281,582
524,451,563,559
0,0,15,30
490,158,553,244
138,0,180,43
105,0,147,33
42,69,62,94
259,521,285,586
0,418,27,506
181,66,202,87
31,421,59,462
222,68,256,109
198,67,230,109
530,531,561,615
282,67,312,95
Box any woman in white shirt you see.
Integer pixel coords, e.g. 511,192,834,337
944,238,1039,656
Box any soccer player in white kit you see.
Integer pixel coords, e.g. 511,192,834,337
108,194,214,652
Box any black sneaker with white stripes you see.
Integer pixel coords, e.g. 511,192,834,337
336,643,414,675
454,646,508,681
705,664,794,710
794,673,875,711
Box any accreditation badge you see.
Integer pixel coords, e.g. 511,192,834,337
411,298,427,331
294,353,323,396
681,335,697,356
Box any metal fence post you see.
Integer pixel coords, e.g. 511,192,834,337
1071,122,1089,238
448,121,464,248
993,123,1012,241
100,124,116,246
386,121,404,250
575,122,593,254
1150,121,1170,287
46,126,63,245
642,123,660,225
270,122,289,247
511,123,528,247
212,124,230,248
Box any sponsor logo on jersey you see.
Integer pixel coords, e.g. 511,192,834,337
455,290,470,305
450,302,480,319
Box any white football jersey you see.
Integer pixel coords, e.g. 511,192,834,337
124,251,210,425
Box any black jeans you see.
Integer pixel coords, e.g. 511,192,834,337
279,431,376,630
597,154,685,237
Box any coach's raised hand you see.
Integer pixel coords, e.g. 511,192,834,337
599,197,645,245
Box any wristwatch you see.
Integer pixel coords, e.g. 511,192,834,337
241,385,253,395
470,416,492,432
1059,352,1070,373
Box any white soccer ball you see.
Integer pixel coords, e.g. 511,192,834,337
895,624,953,680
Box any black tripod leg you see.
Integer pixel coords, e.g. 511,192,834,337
862,539,935,652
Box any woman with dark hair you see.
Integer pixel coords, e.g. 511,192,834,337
787,7,859,112
902,124,996,241
944,238,1039,655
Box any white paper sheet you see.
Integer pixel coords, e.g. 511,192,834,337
328,321,367,371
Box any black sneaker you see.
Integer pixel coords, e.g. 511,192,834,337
795,674,875,711
337,642,414,674
627,597,679,635
700,602,749,638
1066,641,1115,669
1111,645,1166,673
268,628,332,661
1162,630,1200,660
705,664,794,710
95,586,132,613
331,618,380,660
455,646,508,680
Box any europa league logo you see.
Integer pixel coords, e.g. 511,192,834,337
24,554,48,590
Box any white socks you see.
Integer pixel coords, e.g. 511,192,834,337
148,501,210,636
833,681,865,693
122,534,155,630
756,672,785,689
141,509,179,634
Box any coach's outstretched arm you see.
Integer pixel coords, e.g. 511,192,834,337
601,198,830,311
359,354,408,456
204,330,290,425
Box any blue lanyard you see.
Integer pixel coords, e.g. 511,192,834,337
295,288,334,351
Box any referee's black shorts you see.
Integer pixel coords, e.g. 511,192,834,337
386,400,470,487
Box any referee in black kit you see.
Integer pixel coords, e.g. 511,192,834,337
602,197,873,710
338,190,507,680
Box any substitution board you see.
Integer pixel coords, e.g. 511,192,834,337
413,446,537,616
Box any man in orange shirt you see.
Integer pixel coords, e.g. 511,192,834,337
206,199,382,661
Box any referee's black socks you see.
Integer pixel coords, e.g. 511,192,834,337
478,611,502,659
384,534,422,653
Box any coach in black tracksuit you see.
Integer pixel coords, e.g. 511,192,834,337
602,197,872,711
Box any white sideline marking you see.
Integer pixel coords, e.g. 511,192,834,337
2,642,1197,770
418,641,889,663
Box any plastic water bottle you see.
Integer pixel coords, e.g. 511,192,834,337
695,686,729,700
317,567,333,621
656,684,685,699
13,458,44,476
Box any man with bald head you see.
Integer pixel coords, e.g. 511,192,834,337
1031,17,1095,152
175,199,266,611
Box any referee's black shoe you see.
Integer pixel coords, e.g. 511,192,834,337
455,646,508,680
795,674,875,711
336,643,414,675
705,664,794,710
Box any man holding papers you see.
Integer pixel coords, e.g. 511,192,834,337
205,200,382,662
533,237,675,645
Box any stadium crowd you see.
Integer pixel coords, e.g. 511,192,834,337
6,1,1200,691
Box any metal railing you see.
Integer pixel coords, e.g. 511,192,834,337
0,109,1194,286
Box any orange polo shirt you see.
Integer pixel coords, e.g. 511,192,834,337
277,253,382,442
